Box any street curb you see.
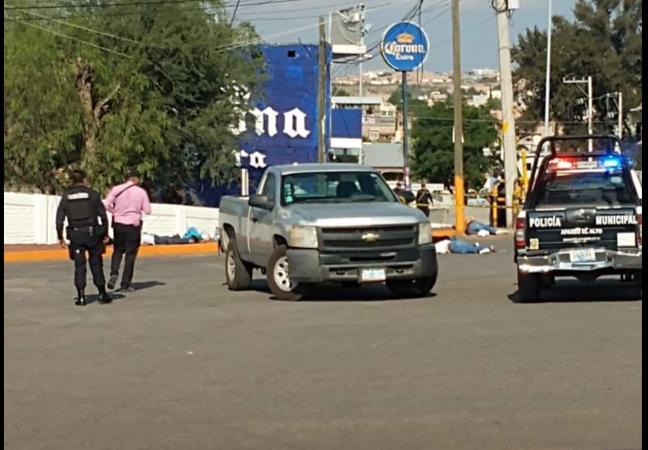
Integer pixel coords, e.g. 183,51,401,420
4,242,219,263
431,228,456,239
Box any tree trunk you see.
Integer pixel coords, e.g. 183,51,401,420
75,57,98,174
74,57,119,178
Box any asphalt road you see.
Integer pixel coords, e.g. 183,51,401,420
4,237,642,450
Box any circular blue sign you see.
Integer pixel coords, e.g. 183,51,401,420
380,22,429,72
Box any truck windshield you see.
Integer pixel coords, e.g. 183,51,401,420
534,169,635,207
281,171,397,205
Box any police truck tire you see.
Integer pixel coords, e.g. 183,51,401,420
225,241,252,291
266,245,303,301
516,270,540,302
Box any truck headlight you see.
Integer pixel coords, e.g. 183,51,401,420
418,222,432,245
288,226,319,249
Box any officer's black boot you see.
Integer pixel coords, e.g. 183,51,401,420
107,275,118,290
75,289,86,306
98,287,112,304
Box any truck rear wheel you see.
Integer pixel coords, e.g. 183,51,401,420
225,241,252,291
267,245,303,301
516,270,540,303
386,273,437,298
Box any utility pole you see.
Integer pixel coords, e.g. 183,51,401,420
588,75,593,144
451,0,465,235
495,0,517,227
358,4,365,97
563,76,593,150
618,91,623,138
318,16,326,163
402,71,410,188
543,0,553,136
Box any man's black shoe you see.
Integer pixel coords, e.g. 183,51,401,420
107,276,118,290
74,295,87,306
119,286,135,293
98,292,113,304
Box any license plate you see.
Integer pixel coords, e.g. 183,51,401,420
569,248,596,263
360,268,386,282
576,161,598,169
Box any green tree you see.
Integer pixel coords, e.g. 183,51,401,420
388,87,427,116
4,16,82,193
512,0,642,136
410,103,499,190
4,1,263,195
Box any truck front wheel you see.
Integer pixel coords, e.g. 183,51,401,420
267,245,304,301
225,241,252,291
386,273,437,298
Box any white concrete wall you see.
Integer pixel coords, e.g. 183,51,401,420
4,192,219,245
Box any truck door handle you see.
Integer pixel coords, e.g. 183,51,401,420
250,216,259,223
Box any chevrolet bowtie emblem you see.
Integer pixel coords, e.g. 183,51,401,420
361,232,380,242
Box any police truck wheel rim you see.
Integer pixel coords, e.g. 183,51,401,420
274,256,295,292
227,252,236,281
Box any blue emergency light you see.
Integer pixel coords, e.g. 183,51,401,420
599,155,622,169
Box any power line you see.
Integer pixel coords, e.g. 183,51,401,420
332,0,449,73
9,7,159,48
4,0,284,10
4,0,388,21
220,1,403,54
229,0,242,25
7,15,132,58
235,0,394,23
5,0,207,10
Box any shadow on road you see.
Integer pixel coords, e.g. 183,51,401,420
130,281,166,291
508,279,642,304
84,293,126,305
247,279,436,302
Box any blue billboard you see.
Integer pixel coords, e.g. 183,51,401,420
195,44,331,206
330,108,362,151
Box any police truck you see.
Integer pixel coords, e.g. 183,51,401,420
514,135,642,301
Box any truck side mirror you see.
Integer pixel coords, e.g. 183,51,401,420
249,195,274,210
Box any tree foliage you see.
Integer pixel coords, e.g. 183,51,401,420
411,102,499,190
388,87,427,116
4,1,263,196
512,0,642,136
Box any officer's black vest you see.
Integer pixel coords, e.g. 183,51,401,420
65,186,98,227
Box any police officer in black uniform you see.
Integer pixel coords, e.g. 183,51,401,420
415,183,433,218
393,182,405,203
56,169,112,306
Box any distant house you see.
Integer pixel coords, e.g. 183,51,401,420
360,143,404,184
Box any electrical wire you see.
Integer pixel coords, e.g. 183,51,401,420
7,15,133,58
4,0,309,10
229,0,242,26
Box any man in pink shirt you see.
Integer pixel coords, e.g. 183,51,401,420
104,169,152,292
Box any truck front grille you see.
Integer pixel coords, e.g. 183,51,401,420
319,225,417,251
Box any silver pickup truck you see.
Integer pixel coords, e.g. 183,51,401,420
219,164,438,300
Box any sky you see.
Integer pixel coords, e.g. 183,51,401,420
228,0,576,74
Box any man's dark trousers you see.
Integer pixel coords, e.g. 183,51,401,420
111,223,142,289
68,227,106,291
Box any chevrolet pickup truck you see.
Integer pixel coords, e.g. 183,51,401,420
219,164,438,300
514,135,642,302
